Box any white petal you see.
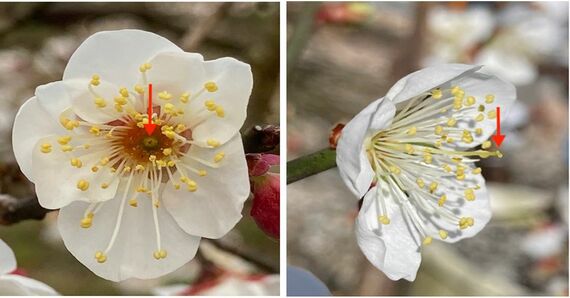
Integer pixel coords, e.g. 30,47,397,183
57,192,201,282
0,240,16,275
12,97,64,182
63,30,182,88
35,81,73,124
356,183,422,281
146,52,206,98
163,134,249,239
66,79,125,124
32,135,119,209
385,64,480,105
188,57,253,146
475,49,536,85
0,275,59,296
336,98,396,198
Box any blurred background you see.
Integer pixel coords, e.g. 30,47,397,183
0,2,279,295
287,1,568,296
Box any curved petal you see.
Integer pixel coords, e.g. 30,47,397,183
356,182,422,281
162,134,249,239
32,135,120,209
336,98,396,198
63,30,183,89
0,240,16,275
57,191,201,282
189,58,252,146
0,275,58,296
35,81,73,124
12,97,65,182
385,64,481,105
65,79,127,124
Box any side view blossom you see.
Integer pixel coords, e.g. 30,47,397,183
12,29,253,281
0,239,59,295
247,153,280,239
336,64,516,281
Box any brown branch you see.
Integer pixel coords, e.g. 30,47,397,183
0,194,51,225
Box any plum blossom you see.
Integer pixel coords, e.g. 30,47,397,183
336,64,516,281
0,239,58,295
12,29,252,281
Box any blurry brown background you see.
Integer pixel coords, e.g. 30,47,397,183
0,2,279,295
287,2,568,296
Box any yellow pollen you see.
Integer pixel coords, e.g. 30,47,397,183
162,148,172,156
442,164,452,173
431,89,442,99
40,143,52,153
57,136,71,145
91,166,99,172
205,100,216,111
64,119,80,130
378,215,390,225
453,96,463,110
475,128,483,135
149,155,157,162
61,145,73,152
135,164,145,171
174,183,181,190
472,167,482,174
429,182,438,193
389,166,400,175
423,236,433,246
487,110,497,119
89,126,100,135
465,96,476,106
174,124,186,133
416,178,425,188
496,150,503,158
153,199,160,208
159,250,167,259
446,118,457,127
475,113,485,122
465,188,475,201
139,63,151,72
95,252,107,263
462,130,473,144
180,92,190,103
100,157,110,166
119,87,129,98
167,160,175,167
215,106,225,117
405,144,415,154
485,94,495,104
439,230,448,240
76,179,89,191
80,217,92,228
478,104,485,112
207,139,220,148
214,152,225,163
114,96,127,105
198,170,207,176
158,91,172,100
423,153,433,164
438,195,447,207
70,158,82,168
204,81,218,92
482,141,492,149
128,198,138,207
101,183,109,189
434,125,443,135
134,85,145,94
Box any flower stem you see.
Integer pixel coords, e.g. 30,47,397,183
287,148,337,184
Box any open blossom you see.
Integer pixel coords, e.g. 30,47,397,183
12,30,252,281
336,64,516,281
0,239,58,295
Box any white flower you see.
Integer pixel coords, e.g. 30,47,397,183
12,30,252,281
336,64,516,281
0,239,58,295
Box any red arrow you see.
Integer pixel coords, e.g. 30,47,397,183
491,106,505,147
143,83,157,135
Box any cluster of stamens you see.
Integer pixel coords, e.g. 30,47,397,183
366,84,502,246
40,62,228,263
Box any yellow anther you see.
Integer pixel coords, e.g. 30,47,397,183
429,182,438,193
96,253,107,263
90,75,100,86
136,186,148,193
179,92,190,103
462,130,473,144
152,199,160,208
438,195,447,207
174,124,186,133
139,63,151,72
442,164,452,173
451,157,462,163
57,136,71,145
453,96,463,110
80,217,92,228
128,198,138,207
174,183,181,190
475,128,483,135
439,230,448,240
451,86,461,95
475,113,485,122
460,217,475,229
100,157,110,166
204,81,218,92
423,153,432,164
416,178,425,188
446,118,457,127
149,155,157,162
91,166,99,172
406,126,417,136
61,145,73,152
114,96,127,105
434,125,443,135
94,97,106,108
478,104,486,112
431,89,442,99
472,167,482,174
187,181,198,192
482,141,491,149
434,140,442,148
158,91,172,100
378,215,390,225
215,106,225,118
180,176,189,183
485,94,495,104
405,144,415,155
91,74,100,81
159,249,167,259
214,152,225,163
465,96,476,106
487,110,496,119
167,160,175,167
389,166,400,175
423,236,433,246
162,148,172,156
70,158,82,168
135,164,145,171
123,166,131,173
163,130,175,139
76,179,89,191
153,251,161,260
40,143,52,153
89,126,100,135
198,170,207,177
207,139,220,148
440,108,448,114
496,150,503,158
119,87,129,98
456,167,465,180
64,119,80,130
205,99,216,109
134,85,145,94
100,183,109,189
465,188,475,201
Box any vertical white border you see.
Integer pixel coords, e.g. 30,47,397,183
279,0,287,296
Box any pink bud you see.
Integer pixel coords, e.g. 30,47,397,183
250,173,280,239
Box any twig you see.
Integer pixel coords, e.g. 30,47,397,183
287,3,320,81
0,194,50,225
287,148,336,184
180,3,233,51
